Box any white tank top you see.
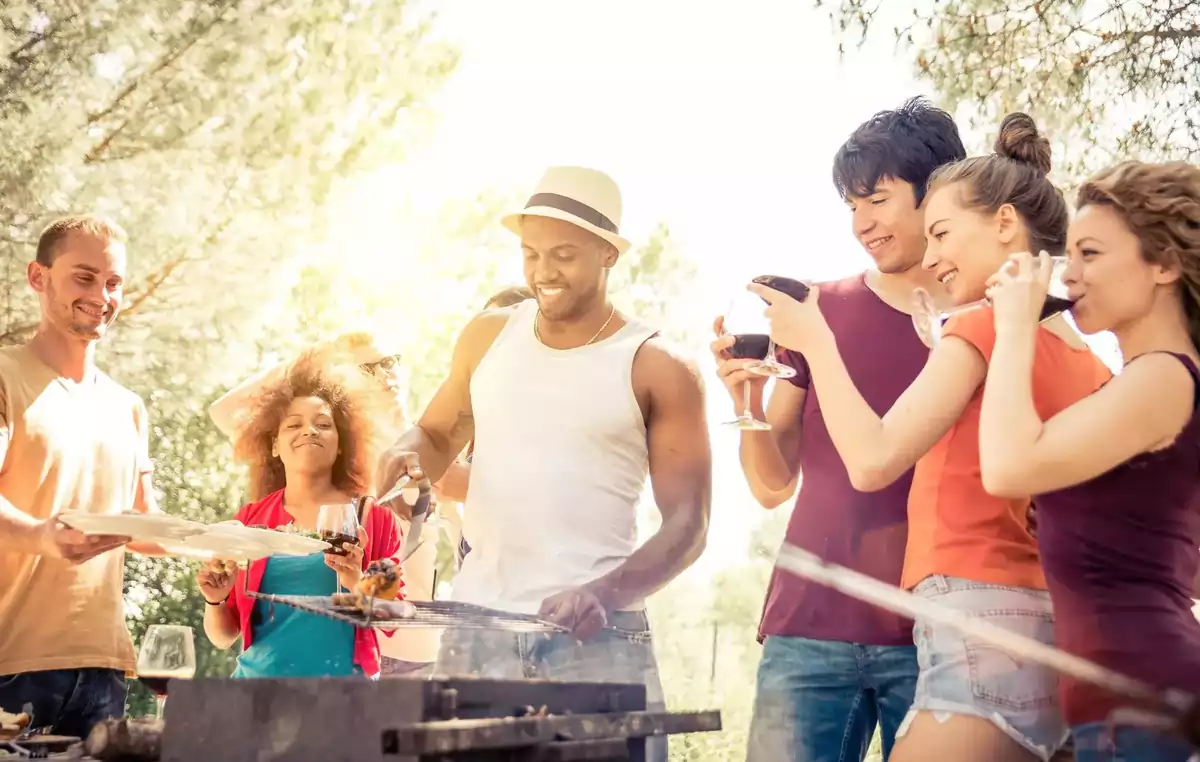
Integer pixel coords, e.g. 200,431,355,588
452,299,659,614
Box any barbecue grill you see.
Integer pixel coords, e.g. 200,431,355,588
158,676,718,761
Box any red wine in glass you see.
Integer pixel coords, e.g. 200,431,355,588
1040,295,1076,320
721,296,777,431
138,674,172,698
322,532,359,557
317,504,359,558
729,333,771,361
743,275,810,379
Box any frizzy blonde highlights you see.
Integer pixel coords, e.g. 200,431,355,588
232,353,378,501
1076,161,1200,348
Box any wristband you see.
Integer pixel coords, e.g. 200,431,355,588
204,594,230,606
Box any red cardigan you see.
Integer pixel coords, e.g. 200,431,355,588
224,489,402,677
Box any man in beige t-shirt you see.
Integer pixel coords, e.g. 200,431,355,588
0,215,157,738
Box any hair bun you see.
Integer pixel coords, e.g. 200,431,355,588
994,113,1052,176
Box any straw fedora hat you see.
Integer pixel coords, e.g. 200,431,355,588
501,166,631,255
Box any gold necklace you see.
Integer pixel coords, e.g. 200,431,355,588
535,304,617,348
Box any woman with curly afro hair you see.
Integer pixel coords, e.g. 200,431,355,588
195,355,402,679
981,161,1200,761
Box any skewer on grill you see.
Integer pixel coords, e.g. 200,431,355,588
772,543,1200,746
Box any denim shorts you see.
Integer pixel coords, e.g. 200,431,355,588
898,574,1069,761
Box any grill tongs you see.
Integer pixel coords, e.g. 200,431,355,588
375,474,432,565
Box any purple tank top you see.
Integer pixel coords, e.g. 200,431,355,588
1035,352,1200,724
760,274,928,646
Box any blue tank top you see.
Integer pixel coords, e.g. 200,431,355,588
232,554,360,679
1035,352,1200,724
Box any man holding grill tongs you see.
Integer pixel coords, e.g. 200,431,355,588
377,166,712,762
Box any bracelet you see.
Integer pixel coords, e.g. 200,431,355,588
204,594,230,606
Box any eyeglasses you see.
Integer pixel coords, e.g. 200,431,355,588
360,354,401,374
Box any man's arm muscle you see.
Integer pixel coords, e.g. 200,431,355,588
587,340,712,610
379,312,508,490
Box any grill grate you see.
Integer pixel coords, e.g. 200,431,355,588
248,594,564,633
247,594,651,642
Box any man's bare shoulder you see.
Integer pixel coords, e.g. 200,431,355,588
458,308,517,365
0,345,29,376
634,336,704,398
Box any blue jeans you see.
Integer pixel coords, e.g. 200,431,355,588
435,610,666,762
0,668,127,739
1072,722,1197,762
747,635,919,762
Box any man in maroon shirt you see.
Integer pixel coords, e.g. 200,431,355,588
712,98,966,761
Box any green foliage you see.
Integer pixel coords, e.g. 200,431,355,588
611,223,701,347
0,0,456,373
824,0,1200,180
2,0,456,716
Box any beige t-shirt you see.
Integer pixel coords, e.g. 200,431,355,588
0,345,152,677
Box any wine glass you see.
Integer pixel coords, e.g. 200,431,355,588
137,625,196,722
317,503,359,558
720,293,784,430
745,275,811,379
912,255,1074,347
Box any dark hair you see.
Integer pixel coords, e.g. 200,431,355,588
927,113,1068,256
233,354,377,501
1077,161,1200,347
483,285,534,310
36,214,127,266
833,97,967,205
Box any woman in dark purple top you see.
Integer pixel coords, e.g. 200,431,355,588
979,161,1200,762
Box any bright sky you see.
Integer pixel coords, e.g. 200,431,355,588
325,0,1121,579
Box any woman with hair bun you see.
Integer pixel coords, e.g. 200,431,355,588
752,113,1111,761
980,161,1200,762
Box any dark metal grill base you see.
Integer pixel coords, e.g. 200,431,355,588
161,677,720,762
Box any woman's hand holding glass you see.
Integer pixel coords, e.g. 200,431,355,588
323,525,367,590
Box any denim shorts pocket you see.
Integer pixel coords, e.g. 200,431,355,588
966,609,1059,713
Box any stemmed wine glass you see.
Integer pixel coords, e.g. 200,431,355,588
317,503,359,559
720,293,776,430
912,255,1075,347
720,277,809,430
745,275,812,379
137,625,196,722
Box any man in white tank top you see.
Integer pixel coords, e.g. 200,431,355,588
378,167,712,762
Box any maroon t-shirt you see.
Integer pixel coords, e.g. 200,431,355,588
759,274,929,646
1035,352,1200,725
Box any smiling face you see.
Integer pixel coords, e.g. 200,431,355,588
275,396,340,478
28,232,126,341
922,181,1028,304
845,177,928,275
1062,204,1179,336
521,216,617,322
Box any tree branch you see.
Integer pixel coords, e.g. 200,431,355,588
85,4,235,127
